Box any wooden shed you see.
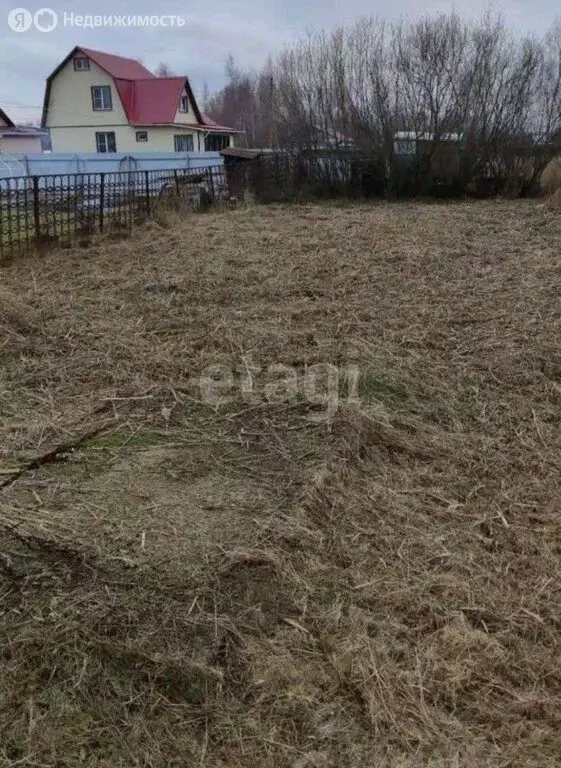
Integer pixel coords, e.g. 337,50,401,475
220,147,264,199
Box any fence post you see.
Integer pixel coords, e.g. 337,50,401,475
144,170,150,216
99,173,105,233
173,169,179,195
32,176,40,239
208,167,215,199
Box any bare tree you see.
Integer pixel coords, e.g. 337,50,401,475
201,80,211,112
536,21,561,140
203,11,561,192
155,61,174,77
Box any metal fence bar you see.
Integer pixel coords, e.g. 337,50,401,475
0,163,232,261
32,176,40,241
144,171,150,217
99,173,105,233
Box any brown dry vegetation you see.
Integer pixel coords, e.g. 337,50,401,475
1,199,561,767
541,157,561,194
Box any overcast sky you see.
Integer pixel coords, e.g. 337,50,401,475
0,0,559,124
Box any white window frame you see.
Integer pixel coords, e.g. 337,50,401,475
95,131,117,153
179,95,189,113
74,57,90,71
91,85,113,111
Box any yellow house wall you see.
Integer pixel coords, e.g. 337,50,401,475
46,58,129,129
173,89,197,125
49,125,202,153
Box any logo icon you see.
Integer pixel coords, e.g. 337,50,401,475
7,7,32,31
33,7,57,31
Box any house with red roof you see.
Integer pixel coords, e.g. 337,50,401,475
41,47,240,154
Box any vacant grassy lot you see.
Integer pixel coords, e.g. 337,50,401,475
1,199,561,767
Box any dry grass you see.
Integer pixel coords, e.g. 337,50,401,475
1,198,561,767
541,156,561,197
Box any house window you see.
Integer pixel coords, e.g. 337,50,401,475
174,134,194,152
179,95,189,113
73,57,90,71
136,131,148,142
96,131,117,153
204,134,230,152
91,86,113,111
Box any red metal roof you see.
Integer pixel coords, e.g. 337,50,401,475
115,77,186,125
78,48,232,128
42,46,237,133
77,47,155,80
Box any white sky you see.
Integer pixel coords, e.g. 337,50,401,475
0,0,557,124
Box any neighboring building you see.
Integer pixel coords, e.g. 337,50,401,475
41,47,240,154
393,131,463,155
393,131,463,178
311,125,355,150
0,108,44,154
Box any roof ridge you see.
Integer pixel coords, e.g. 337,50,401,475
127,76,187,82
78,46,145,62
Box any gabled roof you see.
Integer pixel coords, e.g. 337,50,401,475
78,47,155,80
41,45,236,133
114,76,204,125
0,108,15,127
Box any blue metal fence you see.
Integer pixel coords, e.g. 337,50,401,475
0,151,224,180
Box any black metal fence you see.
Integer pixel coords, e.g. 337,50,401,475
0,165,227,261
230,150,387,203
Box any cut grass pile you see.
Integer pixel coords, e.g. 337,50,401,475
1,199,561,766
